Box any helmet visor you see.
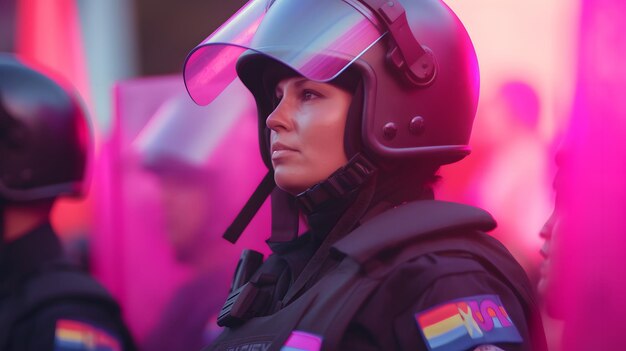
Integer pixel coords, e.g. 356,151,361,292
184,0,385,105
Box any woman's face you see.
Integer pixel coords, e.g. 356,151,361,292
267,77,352,195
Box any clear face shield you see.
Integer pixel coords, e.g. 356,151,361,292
184,0,385,106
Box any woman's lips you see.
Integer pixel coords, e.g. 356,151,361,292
271,142,297,160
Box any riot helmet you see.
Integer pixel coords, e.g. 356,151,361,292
185,0,479,167
183,0,479,242
0,54,90,203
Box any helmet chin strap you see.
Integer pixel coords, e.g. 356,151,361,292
269,153,377,243
269,188,300,243
223,154,378,245
223,171,276,244
221,169,302,245
295,153,377,214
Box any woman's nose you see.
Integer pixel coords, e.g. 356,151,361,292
266,98,291,132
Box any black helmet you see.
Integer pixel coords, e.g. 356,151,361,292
0,54,90,202
184,0,479,168
183,0,479,242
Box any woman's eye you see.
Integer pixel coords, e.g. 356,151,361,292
302,90,320,101
273,93,283,105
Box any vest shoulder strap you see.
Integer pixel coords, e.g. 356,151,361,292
321,201,546,350
0,263,122,349
332,200,496,264
23,267,120,316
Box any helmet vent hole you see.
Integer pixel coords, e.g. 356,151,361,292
383,122,398,140
409,116,425,136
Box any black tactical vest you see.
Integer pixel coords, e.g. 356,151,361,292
206,200,547,351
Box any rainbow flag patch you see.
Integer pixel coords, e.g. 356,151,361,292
414,294,522,351
54,319,121,351
280,330,322,351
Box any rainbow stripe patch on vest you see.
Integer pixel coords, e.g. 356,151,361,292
414,294,522,351
54,319,121,351
280,330,322,351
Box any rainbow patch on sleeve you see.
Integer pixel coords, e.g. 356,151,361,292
54,319,121,351
414,294,522,351
280,330,322,351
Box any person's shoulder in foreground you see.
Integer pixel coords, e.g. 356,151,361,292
0,53,136,351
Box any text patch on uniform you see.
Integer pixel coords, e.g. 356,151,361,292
281,330,322,351
54,319,121,351
414,294,522,351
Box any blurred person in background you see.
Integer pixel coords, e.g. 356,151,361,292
538,0,626,349
439,80,551,280
470,80,551,280
183,0,548,349
0,54,135,351
536,152,566,351
134,82,267,351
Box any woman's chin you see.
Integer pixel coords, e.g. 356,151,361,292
275,182,307,196
274,170,313,195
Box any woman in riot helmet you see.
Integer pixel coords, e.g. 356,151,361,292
183,0,548,350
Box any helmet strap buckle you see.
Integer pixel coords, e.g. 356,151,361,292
361,0,437,86
296,153,377,214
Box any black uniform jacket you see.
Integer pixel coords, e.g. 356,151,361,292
0,222,136,351
206,201,547,351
